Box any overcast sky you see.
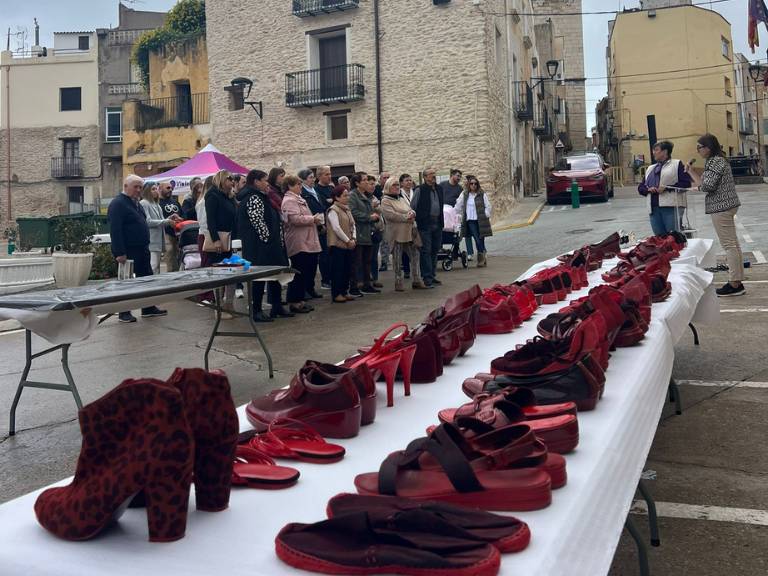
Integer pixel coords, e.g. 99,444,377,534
0,0,756,135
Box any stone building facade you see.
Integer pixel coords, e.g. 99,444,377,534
532,0,588,151
206,0,563,219
122,35,211,181
1,32,102,222
97,4,166,205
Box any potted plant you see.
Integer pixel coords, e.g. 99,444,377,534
52,216,96,288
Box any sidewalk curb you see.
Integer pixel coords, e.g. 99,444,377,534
492,200,546,233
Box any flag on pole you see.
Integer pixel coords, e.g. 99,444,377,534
749,0,768,53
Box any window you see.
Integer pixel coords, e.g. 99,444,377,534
721,36,730,59
326,110,349,141
60,87,82,111
78,35,90,51
105,107,122,142
726,110,733,130
724,76,732,97
62,138,80,158
68,187,85,214
728,146,734,157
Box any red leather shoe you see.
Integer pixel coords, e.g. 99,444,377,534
443,284,483,315
425,303,479,357
347,323,417,407
303,361,377,425
445,387,577,420
477,294,521,334
34,379,194,542
589,231,622,260
246,365,362,439
405,324,444,383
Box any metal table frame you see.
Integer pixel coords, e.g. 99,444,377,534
7,276,280,436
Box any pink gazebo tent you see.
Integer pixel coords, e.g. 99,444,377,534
150,144,250,196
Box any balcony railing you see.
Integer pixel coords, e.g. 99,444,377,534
135,93,209,131
286,64,365,108
533,104,552,140
51,157,84,179
108,83,143,95
513,81,534,121
292,0,359,17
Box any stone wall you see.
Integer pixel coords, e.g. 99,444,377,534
0,125,101,219
533,0,588,151
207,0,525,218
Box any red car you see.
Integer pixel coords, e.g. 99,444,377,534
546,153,614,204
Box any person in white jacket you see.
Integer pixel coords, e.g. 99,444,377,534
140,182,179,274
454,176,493,268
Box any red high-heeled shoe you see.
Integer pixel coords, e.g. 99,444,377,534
346,323,417,408
34,379,194,542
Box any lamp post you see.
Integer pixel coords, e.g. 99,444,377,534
748,63,764,176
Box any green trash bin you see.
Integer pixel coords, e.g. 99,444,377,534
16,217,55,251
94,214,111,235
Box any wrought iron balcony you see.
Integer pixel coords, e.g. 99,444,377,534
292,0,359,17
108,83,143,96
135,93,209,131
513,81,533,121
533,104,552,140
286,64,365,108
51,157,84,179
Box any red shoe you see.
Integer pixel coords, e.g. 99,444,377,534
247,419,346,464
246,364,362,438
347,323,417,407
443,284,483,315
276,512,502,576
354,424,552,511
232,445,300,489
164,368,239,512
425,303,479,357
34,379,194,542
477,294,521,334
303,361,377,426
326,493,532,553
589,231,622,260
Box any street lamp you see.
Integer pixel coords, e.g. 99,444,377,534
747,63,764,175
546,59,560,80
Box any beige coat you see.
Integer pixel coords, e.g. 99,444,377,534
381,194,416,245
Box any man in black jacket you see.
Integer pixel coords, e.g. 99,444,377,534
158,182,182,272
411,168,444,287
108,175,169,323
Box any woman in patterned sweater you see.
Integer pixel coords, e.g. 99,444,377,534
236,169,294,321
687,133,745,297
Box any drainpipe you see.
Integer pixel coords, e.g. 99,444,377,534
4,62,10,224
373,0,383,173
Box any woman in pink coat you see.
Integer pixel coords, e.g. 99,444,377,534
282,175,322,313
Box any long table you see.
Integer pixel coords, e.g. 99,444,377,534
0,266,294,435
0,240,715,576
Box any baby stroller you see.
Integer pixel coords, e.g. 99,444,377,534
175,220,202,270
436,205,468,272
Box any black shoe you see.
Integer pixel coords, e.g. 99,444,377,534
431,278,443,285
141,307,168,318
379,263,388,272
270,307,295,318
289,304,312,314
404,273,411,279
716,282,746,297
349,290,364,298
253,311,274,323
306,292,323,300
320,282,331,290
118,312,137,323
361,286,381,294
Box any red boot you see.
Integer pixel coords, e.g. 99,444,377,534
34,379,194,542
166,368,240,512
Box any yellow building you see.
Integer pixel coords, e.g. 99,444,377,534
122,34,211,180
606,4,738,176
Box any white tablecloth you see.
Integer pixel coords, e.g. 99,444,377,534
0,240,715,576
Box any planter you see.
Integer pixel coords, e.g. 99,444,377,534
0,257,55,295
52,252,94,288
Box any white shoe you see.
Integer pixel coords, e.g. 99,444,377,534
467,254,474,261
235,288,245,299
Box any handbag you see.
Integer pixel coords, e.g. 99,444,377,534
202,231,231,252
412,226,423,249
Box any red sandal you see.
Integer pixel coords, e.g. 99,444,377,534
354,423,552,511
232,445,300,489
249,418,346,464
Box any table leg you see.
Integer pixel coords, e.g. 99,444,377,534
246,280,274,378
638,479,661,547
9,330,84,436
688,323,700,346
625,515,652,576
668,378,683,415
204,287,224,371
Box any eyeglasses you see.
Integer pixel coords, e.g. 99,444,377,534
469,181,479,186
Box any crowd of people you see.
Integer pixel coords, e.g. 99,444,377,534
109,166,494,323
